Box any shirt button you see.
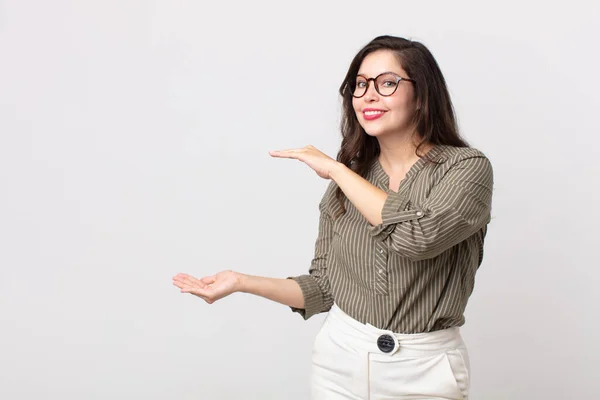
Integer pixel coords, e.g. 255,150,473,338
378,269,384,274
379,249,383,254
416,211,423,216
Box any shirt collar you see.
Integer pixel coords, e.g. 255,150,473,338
371,145,447,189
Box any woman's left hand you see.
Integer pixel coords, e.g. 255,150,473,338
269,145,340,179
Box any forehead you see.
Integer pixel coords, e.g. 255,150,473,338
357,50,406,77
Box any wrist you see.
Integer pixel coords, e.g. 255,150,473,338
235,272,249,293
329,161,348,181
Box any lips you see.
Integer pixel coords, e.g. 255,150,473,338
362,109,387,121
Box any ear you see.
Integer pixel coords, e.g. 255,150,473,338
414,97,421,111
415,98,424,111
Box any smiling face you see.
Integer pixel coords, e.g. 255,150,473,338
352,50,418,138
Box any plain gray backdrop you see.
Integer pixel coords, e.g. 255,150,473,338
1,1,599,399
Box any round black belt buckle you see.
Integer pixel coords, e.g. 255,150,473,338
377,334,396,353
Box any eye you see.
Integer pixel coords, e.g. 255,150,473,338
381,80,397,88
356,81,367,88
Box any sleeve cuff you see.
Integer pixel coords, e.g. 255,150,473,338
368,191,426,240
286,275,325,320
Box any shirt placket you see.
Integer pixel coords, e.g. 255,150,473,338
373,168,418,297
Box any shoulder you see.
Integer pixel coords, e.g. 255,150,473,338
437,145,492,172
438,145,490,164
426,145,493,187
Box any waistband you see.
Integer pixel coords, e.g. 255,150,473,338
327,303,465,358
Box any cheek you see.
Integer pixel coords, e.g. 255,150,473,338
387,94,414,114
352,98,361,114
352,100,365,123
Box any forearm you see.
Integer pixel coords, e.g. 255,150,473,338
237,273,305,309
329,162,387,226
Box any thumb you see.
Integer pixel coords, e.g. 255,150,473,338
200,275,216,285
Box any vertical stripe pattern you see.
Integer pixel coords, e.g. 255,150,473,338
290,145,494,333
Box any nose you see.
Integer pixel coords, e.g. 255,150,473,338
363,80,380,102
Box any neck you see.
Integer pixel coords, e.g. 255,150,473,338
377,132,432,173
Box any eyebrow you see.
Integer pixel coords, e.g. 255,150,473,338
356,71,400,78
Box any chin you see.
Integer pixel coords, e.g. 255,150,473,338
362,120,413,139
362,126,391,137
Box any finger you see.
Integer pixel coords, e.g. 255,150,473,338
178,274,206,288
269,149,302,158
200,275,216,285
172,280,186,289
181,285,208,296
173,280,215,303
173,275,202,288
270,148,301,153
181,285,215,303
173,280,200,291
172,273,188,282
269,152,296,159
172,277,190,288
190,276,208,287
173,274,188,283
173,273,196,282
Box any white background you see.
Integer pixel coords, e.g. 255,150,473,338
1,1,599,399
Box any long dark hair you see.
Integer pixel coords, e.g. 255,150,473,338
333,35,469,218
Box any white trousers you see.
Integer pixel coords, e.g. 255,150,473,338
311,304,470,400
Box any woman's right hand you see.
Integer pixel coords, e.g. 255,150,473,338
172,270,243,304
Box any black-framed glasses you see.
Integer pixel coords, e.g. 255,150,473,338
351,72,416,98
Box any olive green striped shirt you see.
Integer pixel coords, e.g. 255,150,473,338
289,145,494,333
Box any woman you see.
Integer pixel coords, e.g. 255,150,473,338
173,35,493,399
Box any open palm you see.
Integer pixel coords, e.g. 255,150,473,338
172,270,240,304
269,145,339,179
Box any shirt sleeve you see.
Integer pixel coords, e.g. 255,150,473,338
368,155,493,261
287,185,335,320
